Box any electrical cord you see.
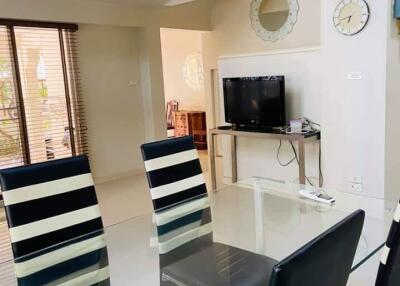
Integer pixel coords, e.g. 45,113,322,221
276,117,324,187
277,139,313,185
319,140,324,187
277,139,297,166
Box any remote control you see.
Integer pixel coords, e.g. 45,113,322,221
299,189,335,205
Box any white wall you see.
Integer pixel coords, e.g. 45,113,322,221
210,0,320,55
0,0,214,31
208,0,323,186
161,28,206,111
0,0,214,182
78,24,145,182
209,0,394,198
321,0,389,198
384,6,400,200
218,49,322,183
137,26,168,142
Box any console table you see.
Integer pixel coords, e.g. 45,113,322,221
209,127,321,191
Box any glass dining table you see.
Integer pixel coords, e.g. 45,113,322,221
0,177,396,285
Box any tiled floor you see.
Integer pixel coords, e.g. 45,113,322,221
0,215,12,264
347,252,381,286
95,150,214,227
0,150,382,285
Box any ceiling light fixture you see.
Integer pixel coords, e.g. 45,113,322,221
164,0,196,6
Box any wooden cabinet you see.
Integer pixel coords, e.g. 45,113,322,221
174,111,207,150
174,112,189,137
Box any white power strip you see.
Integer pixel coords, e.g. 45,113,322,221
299,189,335,205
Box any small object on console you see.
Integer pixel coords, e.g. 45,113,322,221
289,119,303,133
218,125,232,130
299,189,335,205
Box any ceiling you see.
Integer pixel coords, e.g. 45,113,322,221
80,0,195,8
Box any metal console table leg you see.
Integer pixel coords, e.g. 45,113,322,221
231,135,237,184
209,131,217,192
298,138,306,185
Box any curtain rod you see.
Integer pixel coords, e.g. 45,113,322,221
0,18,78,31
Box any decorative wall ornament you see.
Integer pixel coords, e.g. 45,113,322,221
333,0,369,36
250,0,299,42
395,0,400,33
183,52,204,90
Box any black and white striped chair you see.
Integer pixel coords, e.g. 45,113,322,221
141,136,277,285
376,201,400,286
0,156,110,286
141,135,211,254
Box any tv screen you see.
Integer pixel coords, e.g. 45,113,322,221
223,76,285,128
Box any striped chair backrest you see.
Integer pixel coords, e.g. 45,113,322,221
141,136,212,254
376,200,400,286
0,155,110,286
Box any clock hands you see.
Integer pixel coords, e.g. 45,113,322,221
340,14,353,23
334,0,369,36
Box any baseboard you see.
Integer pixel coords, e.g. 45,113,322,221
223,176,233,185
94,170,144,184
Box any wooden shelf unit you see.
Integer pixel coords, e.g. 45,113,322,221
174,111,207,150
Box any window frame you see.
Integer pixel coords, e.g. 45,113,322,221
0,19,80,167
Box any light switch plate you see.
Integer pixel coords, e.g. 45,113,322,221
347,72,362,80
348,175,362,184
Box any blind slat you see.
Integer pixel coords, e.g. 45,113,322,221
0,24,86,173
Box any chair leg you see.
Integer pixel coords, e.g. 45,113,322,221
161,273,185,286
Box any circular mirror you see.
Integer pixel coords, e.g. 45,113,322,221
250,0,299,42
259,0,289,32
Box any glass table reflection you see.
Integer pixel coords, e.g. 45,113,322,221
0,177,395,285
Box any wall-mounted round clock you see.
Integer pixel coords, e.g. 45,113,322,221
333,0,370,36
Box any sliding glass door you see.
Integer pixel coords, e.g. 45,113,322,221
0,21,86,171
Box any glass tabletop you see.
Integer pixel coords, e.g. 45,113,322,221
213,177,395,270
0,177,396,285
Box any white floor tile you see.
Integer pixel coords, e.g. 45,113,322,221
347,250,380,286
95,174,153,227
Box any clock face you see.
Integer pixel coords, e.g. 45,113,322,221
333,0,369,36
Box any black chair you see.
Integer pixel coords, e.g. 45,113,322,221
269,210,365,286
376,200,400,286
0,156,110,286
141,136,277,285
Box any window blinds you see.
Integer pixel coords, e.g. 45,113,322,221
0,20,86,171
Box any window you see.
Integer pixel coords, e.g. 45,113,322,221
0,20,86,170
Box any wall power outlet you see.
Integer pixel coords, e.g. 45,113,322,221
348,182,362,192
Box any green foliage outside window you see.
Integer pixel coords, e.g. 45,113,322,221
0,137,19,156
38,81,48,98
0,56,19,157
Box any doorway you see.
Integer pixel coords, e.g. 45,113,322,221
160,28,209,169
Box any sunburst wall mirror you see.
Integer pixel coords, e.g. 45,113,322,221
183,52,204,91
250,0,299,42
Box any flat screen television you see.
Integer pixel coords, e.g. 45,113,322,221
223,76,286,129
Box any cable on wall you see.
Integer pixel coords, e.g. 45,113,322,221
276,117,324,187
